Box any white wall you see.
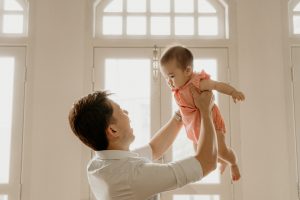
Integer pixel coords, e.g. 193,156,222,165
22,0,88,200
237,0,292,199
20,0,294,200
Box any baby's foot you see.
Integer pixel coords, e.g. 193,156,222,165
218,159,228,174
230,164,241,181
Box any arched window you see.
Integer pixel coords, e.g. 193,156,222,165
94,0,228,38
0,0,28,36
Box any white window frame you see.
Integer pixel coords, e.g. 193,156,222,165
0,0,29,37
0,46,26,200
284,2,300,199
291,46,300,200
0,2,29,199
93,0,228,39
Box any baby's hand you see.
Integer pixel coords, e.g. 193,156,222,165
231,90,245,103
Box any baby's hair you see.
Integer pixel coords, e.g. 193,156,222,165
160,45,193,70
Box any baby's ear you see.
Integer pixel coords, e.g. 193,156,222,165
185,66,193,75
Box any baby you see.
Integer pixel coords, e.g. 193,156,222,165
160,45,245,181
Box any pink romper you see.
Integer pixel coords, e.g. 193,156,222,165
172,71,226,143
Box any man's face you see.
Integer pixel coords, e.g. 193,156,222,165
110,100,135,144
160,59,192,89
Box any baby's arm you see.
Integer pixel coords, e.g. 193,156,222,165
199,79,245,103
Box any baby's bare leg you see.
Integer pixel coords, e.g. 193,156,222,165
217,131,241,181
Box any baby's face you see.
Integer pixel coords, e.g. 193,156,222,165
160,59,192,89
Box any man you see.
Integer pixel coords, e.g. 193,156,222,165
68,86,217,200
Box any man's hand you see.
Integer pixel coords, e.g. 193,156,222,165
190,86,214,114
231,90,245,103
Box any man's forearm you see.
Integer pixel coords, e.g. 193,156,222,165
149,115,182,160
195,112,217,176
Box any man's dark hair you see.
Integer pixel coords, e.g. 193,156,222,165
68,91,114,151
160,45,194,70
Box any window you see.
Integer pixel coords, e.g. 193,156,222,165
291,47,300,200
104,58,152,149
289,0,300,35
93,0,228,38
0,0,28,36
93,48,160,150
0,1,28,196
0,47,26,200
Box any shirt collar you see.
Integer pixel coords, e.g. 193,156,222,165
95,150,139,160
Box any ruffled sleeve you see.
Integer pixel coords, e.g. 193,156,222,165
192,70,211,88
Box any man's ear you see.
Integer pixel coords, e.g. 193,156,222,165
106,124,119,139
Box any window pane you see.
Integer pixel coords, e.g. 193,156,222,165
102,16,122,35
126,16,146,35
294,2,300,11
151,0,170,13
172,59,220,184
294,15,300,34
173,195,220,200
3,15,24,34
198,0,217,13
171,126,221,184
175,17,194,35
4,0,23,11
0,195,8,200
175,0,194,13
171,123,220,185
0,57,15,184
151,17,170,35
104,0,122,13
104,59,151,149
127,0,146,13
198,16,218,35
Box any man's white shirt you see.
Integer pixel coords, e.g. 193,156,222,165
87,145,203,200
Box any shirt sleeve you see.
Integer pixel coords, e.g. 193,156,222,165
131,157,203,199
132,144,153,161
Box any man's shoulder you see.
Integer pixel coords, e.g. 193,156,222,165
132,144,153,161
87,153,151,174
